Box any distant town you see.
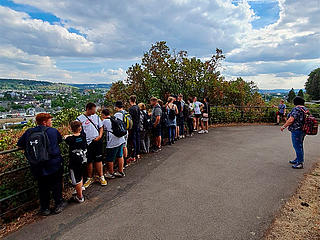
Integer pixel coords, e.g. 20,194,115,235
0,79,111,128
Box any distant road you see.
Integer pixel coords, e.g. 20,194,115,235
5,125,320,240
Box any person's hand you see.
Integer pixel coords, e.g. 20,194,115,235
64,134,72,139
94,136,101,141
280,126,286,132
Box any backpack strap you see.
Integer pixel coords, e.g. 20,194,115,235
83,114,100,133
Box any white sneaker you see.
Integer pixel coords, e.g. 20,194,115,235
205,130,209,134
198,130,204,134
104,172,116,179
73,195,85,203
114,171,125,178
72,186,85,195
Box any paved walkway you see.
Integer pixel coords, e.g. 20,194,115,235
5,126,320,240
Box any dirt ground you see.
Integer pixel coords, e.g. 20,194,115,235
264,163,320,240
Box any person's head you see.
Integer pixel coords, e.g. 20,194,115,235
150,97,158,106
70,120,82,134
114,101,124,111
280,99,285,104
178,94,183,101
36,113,53,127
129,95,137,105
101,109,110,119
138,103,146,111
158,99,164,107
193,96,197,102
293,96,305,106
204,97,209,103
168,97,174,104
85,102,96,116
172,95,177,101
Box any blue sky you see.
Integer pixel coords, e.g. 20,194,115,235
0,0,319,89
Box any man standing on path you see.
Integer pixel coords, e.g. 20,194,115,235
128,95,141,162
17,113,66,215
77,103,107,188
150,97,162,152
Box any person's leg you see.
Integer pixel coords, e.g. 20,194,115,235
75,180,83,199
277,114,280,124
291,131,304,163
205,120,209,131
37,175,50,211
50,168,63,208
136,128,140,158
180,119,184,136
172,126,176,142
108,162,114,174
95,162,103,177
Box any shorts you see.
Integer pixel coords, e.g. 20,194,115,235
70,165,83,186
105,144,124,163
277,112,284,116
195,114,202,119
87,140,103,163
202,117,209,122
152,125,162,137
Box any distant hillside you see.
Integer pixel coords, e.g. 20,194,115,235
259,89,303,94
69,83,112,90
0,79,74,91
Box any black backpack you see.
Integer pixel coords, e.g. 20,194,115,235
168,107,176,121
108,116,127,137
25,127,50,167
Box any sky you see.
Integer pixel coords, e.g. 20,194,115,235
0,0,319,89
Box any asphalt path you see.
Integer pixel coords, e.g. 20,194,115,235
5,125,320,240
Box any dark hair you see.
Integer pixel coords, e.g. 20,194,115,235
130,95,137,103
70,120,82,133
115,101,123,108
101,109,110,116
293,96,305,106
35,113,53,125
204,97,209,102
86,102,96,110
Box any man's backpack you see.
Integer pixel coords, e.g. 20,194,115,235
299,108,318,135
108,116,127,137
121,110,133,130
25,127,50,166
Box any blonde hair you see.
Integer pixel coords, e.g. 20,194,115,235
138,102,146,110
168,97,174,103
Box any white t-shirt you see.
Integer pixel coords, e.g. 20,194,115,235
102,118,125,149
77,114,103,145
193,101,203,115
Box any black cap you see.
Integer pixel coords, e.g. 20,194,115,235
293,96,305,106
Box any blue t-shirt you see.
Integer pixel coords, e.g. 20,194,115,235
288,106,307,132
17,126,63,176
278,104,286,114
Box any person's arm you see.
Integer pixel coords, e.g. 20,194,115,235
17,131,27,149
281,116,294,131
154,116,160,127
94,127,104,141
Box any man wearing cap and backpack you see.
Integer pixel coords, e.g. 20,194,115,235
17,113,66,216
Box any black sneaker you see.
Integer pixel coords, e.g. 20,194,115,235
54,201,67,214
39,208,51,216
114,171,125,178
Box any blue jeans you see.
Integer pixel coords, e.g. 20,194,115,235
168,126,176,142
291,130,306,163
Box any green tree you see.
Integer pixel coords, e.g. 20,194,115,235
297,89,304,98
305,68,320,100
287,88,296,103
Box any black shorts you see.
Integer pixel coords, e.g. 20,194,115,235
195,114,202,119
87,140,103,163
70,165,83,185
152,125,162,137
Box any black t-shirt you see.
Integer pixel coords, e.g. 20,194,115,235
129,105,141,129
203,102,210,114
65,134,87,168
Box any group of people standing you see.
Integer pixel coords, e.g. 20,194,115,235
17,94,211,216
